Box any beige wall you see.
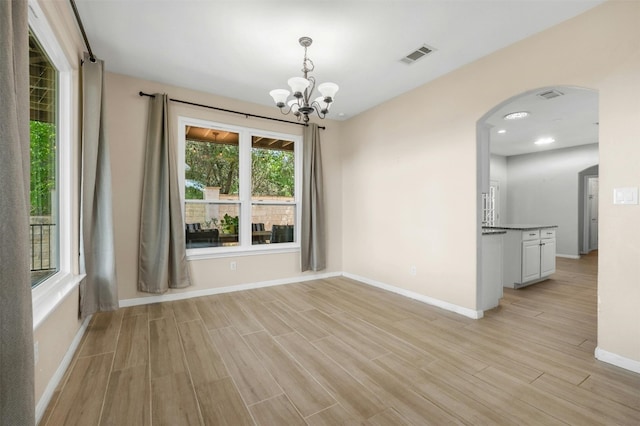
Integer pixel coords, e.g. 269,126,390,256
105,72,343,301
341,1,640,363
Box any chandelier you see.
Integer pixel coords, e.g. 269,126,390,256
269,37,339,123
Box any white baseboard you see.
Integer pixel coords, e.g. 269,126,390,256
342,272,483,319
595,347,640,374
119,271,341,307
557,253,581,259
36,315,92,424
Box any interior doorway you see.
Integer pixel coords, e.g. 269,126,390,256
477,85,599,314
578,165,599,254
586,176,599,252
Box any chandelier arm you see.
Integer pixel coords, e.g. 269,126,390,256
305,76,317,106
309,102,326,119
277,103,294,115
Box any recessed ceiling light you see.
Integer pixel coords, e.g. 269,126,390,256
497,129,506,134
534,137,555,145
503,111,530,120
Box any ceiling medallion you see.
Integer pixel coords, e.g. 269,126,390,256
269,37,339,123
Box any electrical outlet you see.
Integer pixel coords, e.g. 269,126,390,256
34,341,39,365
230,261,237,271
409,266,417,276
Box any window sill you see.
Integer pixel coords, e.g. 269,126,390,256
186,244,300,261
32,272,85,330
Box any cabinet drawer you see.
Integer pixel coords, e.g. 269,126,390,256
541,229,556,239
522,230,540,241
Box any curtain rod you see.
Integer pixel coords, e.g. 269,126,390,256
138,91,326,130
69,0,96,63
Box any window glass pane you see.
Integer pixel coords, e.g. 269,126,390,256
185,126,241,248
251,204,295,245
185,202,240,248
185,127,240,200
29,30,58,287
251,136,295,199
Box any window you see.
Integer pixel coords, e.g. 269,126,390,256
29,30,59,287
180,118,301,256
29,0,79,329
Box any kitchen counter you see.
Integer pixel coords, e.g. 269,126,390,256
493,226,558,289
482,229,507,235
483,224,558,231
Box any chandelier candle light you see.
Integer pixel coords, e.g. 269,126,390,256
269,36,339,123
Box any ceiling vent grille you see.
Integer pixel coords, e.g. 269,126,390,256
537,89,564,100
401,44,435,64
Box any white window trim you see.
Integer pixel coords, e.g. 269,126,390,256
29,0,84,330
178,116,302,260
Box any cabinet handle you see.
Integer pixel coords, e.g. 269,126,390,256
529,233,536,236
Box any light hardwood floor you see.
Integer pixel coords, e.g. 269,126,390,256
40,252,640,425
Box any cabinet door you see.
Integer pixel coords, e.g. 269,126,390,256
522,240,541,282
540,238,556,277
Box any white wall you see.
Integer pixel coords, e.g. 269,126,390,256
490,154,508,225
505,144,599,257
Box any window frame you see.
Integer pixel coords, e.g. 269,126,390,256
29,0,83,330
178,116,302,259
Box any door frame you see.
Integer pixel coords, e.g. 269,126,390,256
578,164,599,254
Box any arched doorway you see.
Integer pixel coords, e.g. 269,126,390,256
476,86,599,311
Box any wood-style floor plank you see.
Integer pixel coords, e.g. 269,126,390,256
304,403,360,426
195,297,231,330
242,331,336,417
149,316,186,378
276,332,386,420
263,300,330,341
219,294,264,335
112,313,148,371
79,310,124,357
177,320,228,386
151,372,203,426
194,377,254,426
45,353,113,426
209,326,282,405
100,364,150,426
249,394,306,426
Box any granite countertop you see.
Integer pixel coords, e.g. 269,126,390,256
483,224,558,231
482,229,507,235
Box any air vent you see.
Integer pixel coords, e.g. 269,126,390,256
401,44,435,64
537,89,564,100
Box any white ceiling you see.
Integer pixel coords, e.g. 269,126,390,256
486,86,599,157
74,0,604,122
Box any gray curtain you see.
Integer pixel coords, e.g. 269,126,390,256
138,94,191,293
301,124,327,271
0,0,35,424
80,53,119,317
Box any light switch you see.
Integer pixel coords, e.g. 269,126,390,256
613,187,639,205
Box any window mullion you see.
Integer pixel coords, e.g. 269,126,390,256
239,131,252,247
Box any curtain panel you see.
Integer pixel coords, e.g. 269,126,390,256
138,94,191,293
80,54,119,317
0,0,35,424
301,123,327,272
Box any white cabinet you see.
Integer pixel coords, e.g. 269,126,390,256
521,239,541,282
540,238,557,276
500,227,557,289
